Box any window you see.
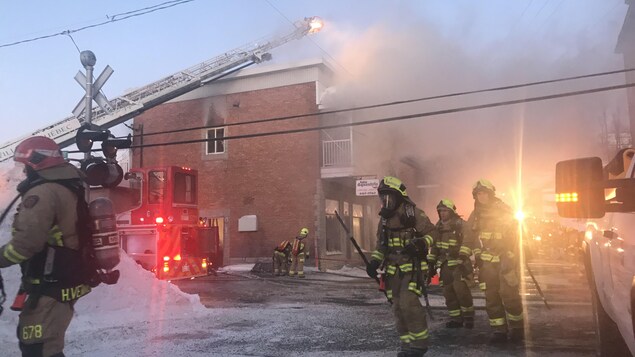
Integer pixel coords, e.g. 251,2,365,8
352,204,365,250
325,199,342,253
173,172,197,204
206,127,225,154
148,171,166,204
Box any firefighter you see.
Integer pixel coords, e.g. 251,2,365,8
427,199,475,329
466,179,524,343
366,176,437,357
289,228,310,278
0,136,91,357
272,240,292,276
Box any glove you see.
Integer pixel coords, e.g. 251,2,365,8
366,260,381,279
474,255,483,269
403,242,419,257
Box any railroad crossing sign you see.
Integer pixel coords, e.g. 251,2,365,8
72,64,114,119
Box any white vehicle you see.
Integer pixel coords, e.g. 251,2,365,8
555,148,635,356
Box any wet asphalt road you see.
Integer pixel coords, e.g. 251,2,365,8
175,257,595,356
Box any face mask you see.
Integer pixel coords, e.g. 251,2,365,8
379,192,400,218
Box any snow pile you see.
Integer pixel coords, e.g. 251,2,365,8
0,162,206,340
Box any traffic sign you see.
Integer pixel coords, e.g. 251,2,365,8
72,65,114,118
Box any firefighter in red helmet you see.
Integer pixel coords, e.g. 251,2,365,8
1,136,91,357
466,179,524,344
427,199,475,329
367,176,438,357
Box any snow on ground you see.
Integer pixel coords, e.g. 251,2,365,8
0,163,209,355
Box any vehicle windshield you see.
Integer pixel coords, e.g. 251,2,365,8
148,170,166,204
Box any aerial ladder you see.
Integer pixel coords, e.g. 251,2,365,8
0,16,323,162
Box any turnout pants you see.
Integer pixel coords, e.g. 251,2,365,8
273,251,288,275
18,295,74,357
289,253,305,277
440,263,474,324
478,261,524,333
387,271,429,350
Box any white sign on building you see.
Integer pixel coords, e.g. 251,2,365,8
356,179,379,196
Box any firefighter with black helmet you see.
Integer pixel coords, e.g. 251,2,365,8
272,240,292,276
466,179,524,343
427,199,475,329
289,228,310,278
367,176,437,357
0,136,91,357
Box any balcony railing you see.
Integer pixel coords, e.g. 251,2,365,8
322,139,352,167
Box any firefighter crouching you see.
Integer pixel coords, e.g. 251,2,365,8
272,240,292,276
428,199,475,329
366,176,437,357
467,179,524,343
289,228,310,278
0,137,92,357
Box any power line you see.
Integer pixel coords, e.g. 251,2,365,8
0,0,195,49
73,80,635,153
115,66,635,139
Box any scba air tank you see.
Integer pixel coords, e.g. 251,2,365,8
89,197,120,270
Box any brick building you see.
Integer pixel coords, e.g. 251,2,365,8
130,59,410,269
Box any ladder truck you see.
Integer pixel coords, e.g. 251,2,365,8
0,16,323,161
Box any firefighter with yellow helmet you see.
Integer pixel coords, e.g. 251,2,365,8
428,199,475,329
289,228,310,278
367,176,437,357
466,179,524,343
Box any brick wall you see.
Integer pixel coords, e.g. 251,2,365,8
132,82,320,261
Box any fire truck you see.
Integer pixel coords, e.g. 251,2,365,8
116,166,221,280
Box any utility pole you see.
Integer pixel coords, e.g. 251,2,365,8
80,50,96,163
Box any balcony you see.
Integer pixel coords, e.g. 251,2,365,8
321,139,354,178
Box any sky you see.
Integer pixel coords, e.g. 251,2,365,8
0,0,631,213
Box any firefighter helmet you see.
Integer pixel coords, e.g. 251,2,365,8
299,228,309,237
14,136,66,171
472,179,496,199
377,176,408,197
437,199,457,214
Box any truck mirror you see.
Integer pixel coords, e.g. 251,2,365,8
555,157,605,218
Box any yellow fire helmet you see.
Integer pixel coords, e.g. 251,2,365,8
299,228,309,237
377,176,408,197
437,198,457,214
472,179,496,198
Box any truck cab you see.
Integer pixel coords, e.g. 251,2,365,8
117,166,220,280
556,148,635,356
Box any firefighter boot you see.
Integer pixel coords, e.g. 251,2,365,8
489,332,508,344
509,327,525,343
397,347,427,357
445,320,463,328
463,317,474,329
